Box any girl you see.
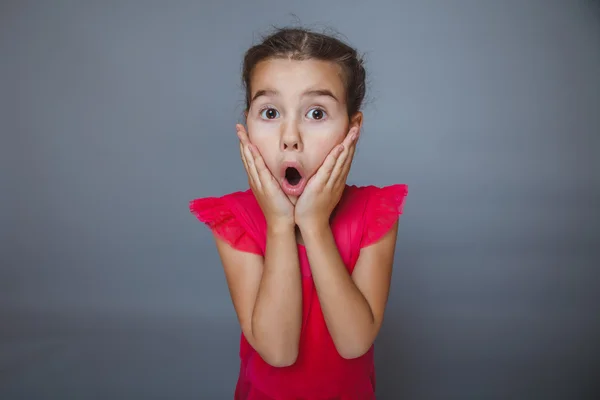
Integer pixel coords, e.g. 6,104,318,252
190,27,408,400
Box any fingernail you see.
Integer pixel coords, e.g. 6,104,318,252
338,145,344,153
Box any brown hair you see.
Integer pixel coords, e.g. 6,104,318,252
242,27,367,117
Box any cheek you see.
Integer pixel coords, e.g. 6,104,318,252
247,120,279,149
248,137,279,173
316,131,346,154
306,134,346,171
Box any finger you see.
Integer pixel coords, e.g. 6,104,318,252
236,124,251,146
238,141,245,167
249,144,275,187
328,128,358,186
239,141,254,186
244,144,262,190
314,144,344,187
342,130,359,171
338,142,357,185
237,126,257,173
237,125,252,175
342,127,359,166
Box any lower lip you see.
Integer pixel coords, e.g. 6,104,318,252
281,178,307,196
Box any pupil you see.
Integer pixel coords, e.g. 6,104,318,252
267,109,276,119
313,110,323,119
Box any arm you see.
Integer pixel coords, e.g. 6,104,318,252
300,220,398,359
214,222,302,367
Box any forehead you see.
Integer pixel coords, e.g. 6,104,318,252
250,58,346,101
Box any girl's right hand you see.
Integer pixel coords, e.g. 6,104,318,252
237,124,295,230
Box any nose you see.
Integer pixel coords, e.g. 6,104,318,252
280,124,303,152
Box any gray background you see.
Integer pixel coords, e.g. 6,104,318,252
1,0,599,399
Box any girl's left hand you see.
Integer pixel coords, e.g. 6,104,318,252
295,127,359,230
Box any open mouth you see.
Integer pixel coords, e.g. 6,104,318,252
285,167,302,186
280,162,306,196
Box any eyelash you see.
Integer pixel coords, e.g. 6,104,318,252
258,106,328,121
306,107,327,120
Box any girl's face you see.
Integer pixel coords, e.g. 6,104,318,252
245,58,362,204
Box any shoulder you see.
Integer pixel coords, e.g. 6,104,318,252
189,189,255,211
189,189,254,228
340,184,408,248
345,183,408,203
189,189,265,254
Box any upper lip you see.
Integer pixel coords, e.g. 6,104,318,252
280,160,305,180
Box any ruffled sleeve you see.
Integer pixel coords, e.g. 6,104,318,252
360,184,408,248
189,195,262,255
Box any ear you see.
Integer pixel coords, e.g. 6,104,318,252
349,111,363,133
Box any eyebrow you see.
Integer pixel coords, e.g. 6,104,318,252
251,88,339,103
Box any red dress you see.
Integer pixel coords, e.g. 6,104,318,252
190,184,408,399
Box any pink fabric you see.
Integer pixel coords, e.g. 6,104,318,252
190,184,408,399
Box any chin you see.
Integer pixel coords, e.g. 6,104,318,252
287,195,298,205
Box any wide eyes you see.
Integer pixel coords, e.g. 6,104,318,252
306,108,326,120
259,107,328,121
260,108,279,120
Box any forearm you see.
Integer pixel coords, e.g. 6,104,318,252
251,222,302,366
300,223,376,359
